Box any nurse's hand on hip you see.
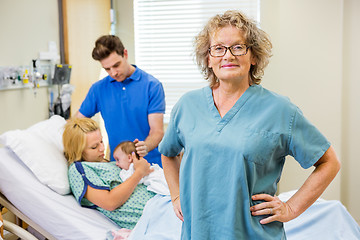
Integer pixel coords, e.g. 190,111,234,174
250,193,296,224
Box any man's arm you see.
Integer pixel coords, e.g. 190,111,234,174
135,113,164,157
73,111,86,118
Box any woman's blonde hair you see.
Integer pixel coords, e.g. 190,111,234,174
194,10,272,87
63,118,99,165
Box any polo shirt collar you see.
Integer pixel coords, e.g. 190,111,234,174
109,64,140,83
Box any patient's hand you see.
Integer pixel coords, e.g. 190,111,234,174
132,153,153,178
250,193,295,224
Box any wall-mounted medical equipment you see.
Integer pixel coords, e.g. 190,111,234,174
0,41,60,92
0,41,74,119
0,62,51,92
49,64,73,119
52,64,71,85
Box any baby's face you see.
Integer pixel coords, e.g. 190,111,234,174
113,149,131,170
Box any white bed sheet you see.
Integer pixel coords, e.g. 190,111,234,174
279,190,360,240
0,147,120,240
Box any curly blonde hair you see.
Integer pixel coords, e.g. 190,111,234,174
63,118,99,165
194,10,272,87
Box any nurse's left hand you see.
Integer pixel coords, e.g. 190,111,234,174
250,194,296,224
134,139,148,157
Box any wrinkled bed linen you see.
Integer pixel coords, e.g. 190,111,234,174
107,195,182,240
279,191,360,240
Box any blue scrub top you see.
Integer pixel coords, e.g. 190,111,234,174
159,84,330,240
79,66,165,165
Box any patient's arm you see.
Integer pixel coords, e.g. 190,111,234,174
162,154,183,221
85,153,153,211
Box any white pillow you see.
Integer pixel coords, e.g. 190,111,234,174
0,115,69,195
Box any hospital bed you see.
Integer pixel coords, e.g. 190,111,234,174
0,116,359,240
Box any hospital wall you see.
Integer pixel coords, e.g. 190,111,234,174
0,0,58,134
260,0,360,223
341,0,360,224
0,0,359,223
261,0,344,199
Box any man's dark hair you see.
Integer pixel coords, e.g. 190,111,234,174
92,35,125,61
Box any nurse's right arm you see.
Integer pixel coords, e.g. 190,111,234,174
162,154,183,221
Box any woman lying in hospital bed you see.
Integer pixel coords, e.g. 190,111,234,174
0,115,181,239
63,118,181,239
63,118,155,230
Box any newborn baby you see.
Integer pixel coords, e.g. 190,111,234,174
113,141,170,196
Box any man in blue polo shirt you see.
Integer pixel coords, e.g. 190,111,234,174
74,35,165,166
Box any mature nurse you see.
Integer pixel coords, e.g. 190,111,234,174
159,10,340,240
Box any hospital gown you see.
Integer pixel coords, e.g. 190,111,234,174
159,84,330,240
68,161,156,229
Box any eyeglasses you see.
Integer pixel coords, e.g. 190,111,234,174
208,44,250,57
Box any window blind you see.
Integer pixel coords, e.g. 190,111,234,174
134,0,260,122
